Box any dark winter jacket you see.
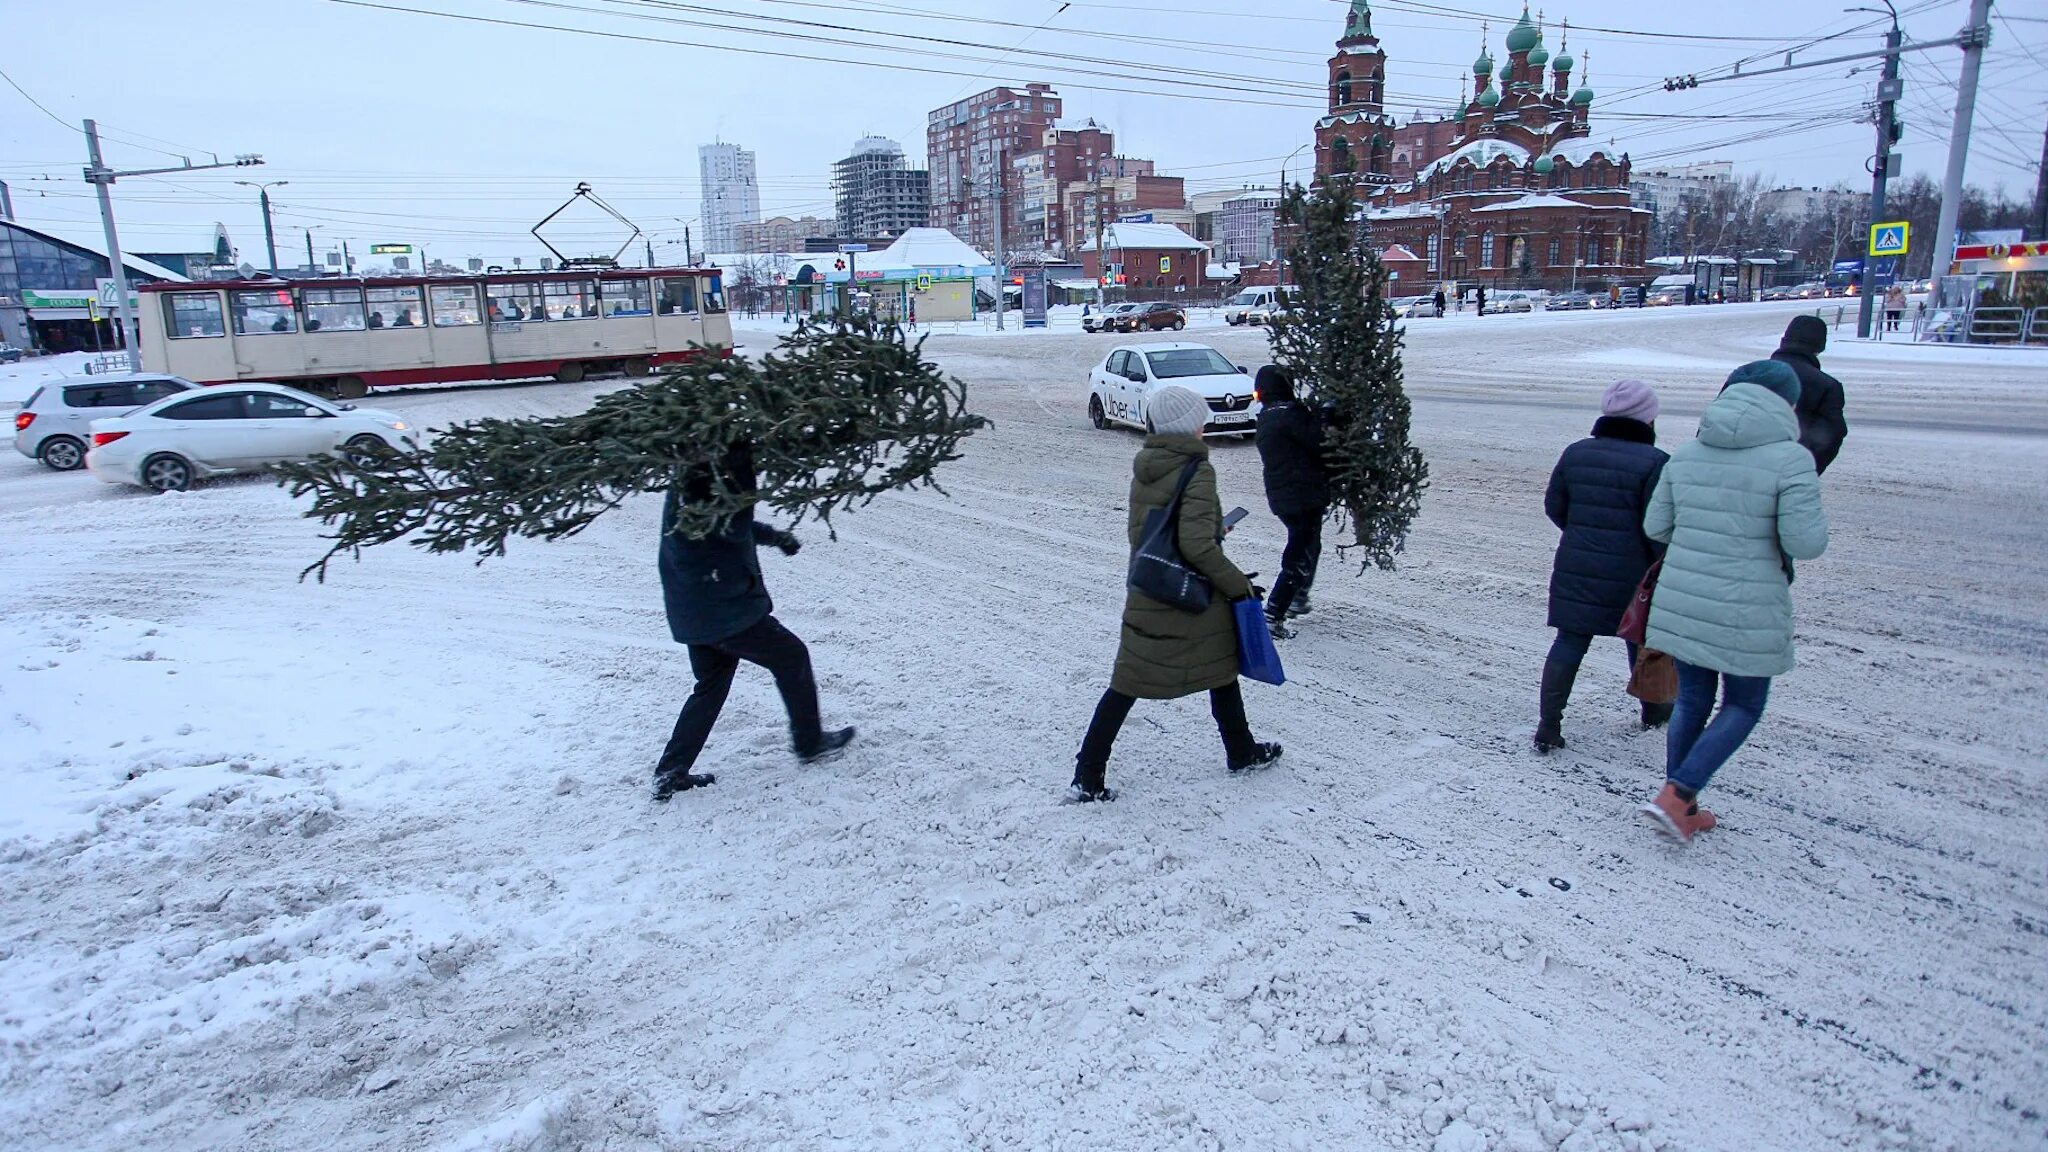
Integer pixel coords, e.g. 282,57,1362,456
1544,417,1668,637
1255,399,1330,517
1769,314,1848,474
1111,436,1254,700
658,452,789,646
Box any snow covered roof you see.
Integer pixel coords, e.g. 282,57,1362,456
1550,138,1624,166
1366,202,1443,221
1472,193,1589,213
1,219,189,283
868,227,994,271
1078,222,1208,252
1205,262,1241,280
1381,245,1423,262
1646,255,1686,268
1417,138,1531,180
1225,189,1280,204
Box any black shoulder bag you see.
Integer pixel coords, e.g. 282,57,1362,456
1128,460,1213,612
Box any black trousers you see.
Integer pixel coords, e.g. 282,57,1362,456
1074,683,1256,785
656,614,822,777
1267,509,1324,618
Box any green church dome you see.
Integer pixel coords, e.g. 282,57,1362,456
1553,51,1574,73
1572,85,1594,105
1474,48,1494,74
1528,45,1550,67
1533,155,1555,175
1478,86,1501,108
1505,7,1540,53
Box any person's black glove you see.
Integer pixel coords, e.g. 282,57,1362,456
772,530,801,556
1241,573,1267,601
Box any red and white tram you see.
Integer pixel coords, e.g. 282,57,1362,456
137,266,730,397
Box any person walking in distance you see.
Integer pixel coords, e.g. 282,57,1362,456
1253,365,1327,639
1883,282,1906,332
1069,385,1282,802
651,444,855,800
1638,361,1828,841
1768,314,1849,475
1535,380,1670,753
1475,284,1487,316
1432,286,1446,318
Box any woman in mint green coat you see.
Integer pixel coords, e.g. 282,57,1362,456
1639,360,1829,842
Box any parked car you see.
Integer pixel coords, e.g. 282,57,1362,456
1087,343,1260,439
1544,291,1595,311
1083,303,1136,333
1113,302,1188,332
1483,291,1536,314
13,372,202,471
1392,295,1437,318
1909,278,1933,295
1646,286,1688,307
1761,285,1797,301
1223,287,1279,325
0,343,25,364
86,382,420,493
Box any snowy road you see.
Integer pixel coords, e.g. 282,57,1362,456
1,304,2044,1151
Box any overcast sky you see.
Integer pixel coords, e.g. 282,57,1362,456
3,0,2042,269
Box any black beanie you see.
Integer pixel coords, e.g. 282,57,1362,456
1255,364,1294,402
1781,314,1828,356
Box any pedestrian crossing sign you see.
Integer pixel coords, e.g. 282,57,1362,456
1869,221,1909,257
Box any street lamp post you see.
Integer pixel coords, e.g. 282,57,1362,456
237,180,289,274
1278,142,1312,288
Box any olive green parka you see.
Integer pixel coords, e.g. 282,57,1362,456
1110,435,1254,699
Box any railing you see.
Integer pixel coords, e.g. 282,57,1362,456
2026,307,2048,346
79,354,130,375
1968,307,2025,344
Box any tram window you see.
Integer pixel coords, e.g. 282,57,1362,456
304,287,367,332
601,278,652,316
231,289,298,336
657,277,697,315
431,284,482,326
165,292,226,339
702,276,726,314
543,279,597,320
367,286,426,330
487,282,542,323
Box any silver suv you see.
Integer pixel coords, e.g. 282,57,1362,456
13,373,201,470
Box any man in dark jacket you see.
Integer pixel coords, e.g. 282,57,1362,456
652,445,854,800
1769,314,1848,474
1536,380,1670,752
1253,365,1327,638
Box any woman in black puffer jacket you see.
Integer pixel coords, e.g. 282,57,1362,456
1536,380,1669,752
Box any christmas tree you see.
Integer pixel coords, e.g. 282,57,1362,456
275,315,989,580
1267,179,1428,571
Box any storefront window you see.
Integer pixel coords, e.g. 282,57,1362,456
487,281,542,322
231,288,297,335
601,278,652,316
366,286,426,329
166,292,225,339
304,287,367,332
657,277,698,315
431,284,482,326
542,279,597,320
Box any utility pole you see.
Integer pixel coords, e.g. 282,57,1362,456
305,229,315,274
684,226,694,266
83,119,263,368
1931,0,1993,283
1857,15,1903,340
993,144,1006,331
2034,122,2048,240
646,239,656,267
237,179,287,274
1093,171,1109,308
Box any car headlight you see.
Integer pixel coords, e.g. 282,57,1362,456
384,420,410,431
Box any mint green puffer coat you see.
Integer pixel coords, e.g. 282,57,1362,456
1643,382,1830,677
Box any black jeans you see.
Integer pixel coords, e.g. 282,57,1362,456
1075,683,1256,783
656,614,822,777
1547,629,1640,677
1268,509,1324,618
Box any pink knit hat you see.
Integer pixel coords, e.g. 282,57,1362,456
1601,379,1659,424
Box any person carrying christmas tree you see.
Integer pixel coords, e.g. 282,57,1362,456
652,443,855,800
1253,364,1328,639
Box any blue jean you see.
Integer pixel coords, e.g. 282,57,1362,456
1666,660,1772,794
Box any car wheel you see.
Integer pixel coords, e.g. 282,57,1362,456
37,435,86,471
343,434,391,467
141,453,193,493
623,358,652,378
336,376,369,400
555,362,586,384
1172,318,1186,330
1089,395,1110,430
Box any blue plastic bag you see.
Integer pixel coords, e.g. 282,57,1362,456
1234,597,1286,686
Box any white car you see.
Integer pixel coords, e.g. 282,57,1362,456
86,382,421,492
1087,343,1261,439
1224,287,1279,326
13,372,201,470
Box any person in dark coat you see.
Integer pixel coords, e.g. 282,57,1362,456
1767,314,1849,474
1069,385,1281,802
1432,287,1446,318
1535,379,1670,753
1475,284,1487,315
652,444,854,800
1253,365,1327,637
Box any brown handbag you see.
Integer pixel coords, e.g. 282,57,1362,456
1628,648,1678,704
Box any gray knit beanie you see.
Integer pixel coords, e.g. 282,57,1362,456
1147,385,1210,437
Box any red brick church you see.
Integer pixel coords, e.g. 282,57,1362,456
1315,1,1652,291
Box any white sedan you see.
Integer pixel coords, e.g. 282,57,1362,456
1087,343,1262,439
86,382,421,492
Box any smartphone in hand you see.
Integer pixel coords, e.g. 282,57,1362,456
1222,506,1249,533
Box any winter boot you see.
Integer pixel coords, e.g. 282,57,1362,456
1640,701,1674,730
799,727,857,764
1638,782,1716,843
1067,759,1117,803
1228,742,1284,773
1533,658,1577,754
652,769,717,802
1265,611,1296,640
1286,590,1312,618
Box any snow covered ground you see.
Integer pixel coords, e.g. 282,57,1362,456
1,305,2044,1151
